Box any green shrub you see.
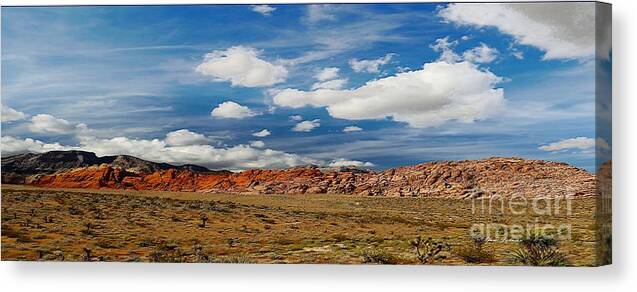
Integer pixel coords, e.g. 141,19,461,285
198,213,208,228
456,246,496,264
508,233,567,266
192,244,212,263
456,233,496,264
360,249,399,264
410,236,452,264
149,241,185,263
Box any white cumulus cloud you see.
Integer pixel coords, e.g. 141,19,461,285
251,5,276,16
195,46,288,87
76,135,319,171
311,67,347,90
165,129,210,146
315,67,340,81
273,61,504,128
343,126,363,133
249,140,266,148
2,133,322,171
27,114,85,134
292,119,320,132
430,37,461,63
539,137,610,152
311,78,348,90
539,137,594,151
462,43,499,63
438,3,596,60
431,38,498,64
1,136,71,157
1,105,26,122
328,158,375,169
349,53,395,73
252,129,271,137
211,101,259,119
3,118,374,170
289,115,303,121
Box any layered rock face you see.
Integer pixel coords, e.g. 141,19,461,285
1,151,227,185
198,158,596,198
1,151,596,198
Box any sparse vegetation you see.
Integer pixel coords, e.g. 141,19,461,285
82,247,92,261
508,232,568,266
410,236,452,264
456,233,496,264
199,213,208,228
82,222,96,236
96,238,120,249
1,185,597,265
44,215,54,223
361,249,399,264
192,244,211,262
150,241,184,263
215,254,251,264
68,206,83,216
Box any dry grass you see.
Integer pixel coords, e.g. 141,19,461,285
1,184,598,265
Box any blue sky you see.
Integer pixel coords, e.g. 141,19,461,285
0,3,611,172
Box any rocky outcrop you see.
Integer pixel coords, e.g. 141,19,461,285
1,150,219,175
193,157,596,198
1,151,597,198
2,151,104,175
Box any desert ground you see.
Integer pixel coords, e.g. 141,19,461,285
1,184,600,265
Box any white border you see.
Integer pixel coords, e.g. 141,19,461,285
1,1,634,291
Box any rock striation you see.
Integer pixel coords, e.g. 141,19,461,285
1,151,596,198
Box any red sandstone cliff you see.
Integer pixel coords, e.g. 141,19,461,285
1,151,596,198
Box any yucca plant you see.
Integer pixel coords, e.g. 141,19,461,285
508,232,567,266
410,236,452,264
456,233,495,264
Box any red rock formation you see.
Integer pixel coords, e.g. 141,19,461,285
17,157,597,199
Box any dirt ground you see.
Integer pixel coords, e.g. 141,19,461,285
1,184,600,265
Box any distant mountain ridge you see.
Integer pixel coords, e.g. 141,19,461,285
1,150,596,198
1,150,216,175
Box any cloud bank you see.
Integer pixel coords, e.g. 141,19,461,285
2,131,321,171
438,3,596,60
2,111,373,170
273,61,504,128
1,136,69,156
